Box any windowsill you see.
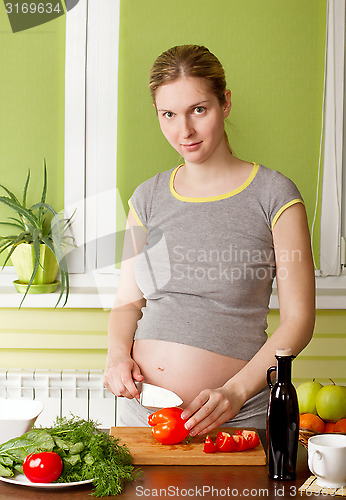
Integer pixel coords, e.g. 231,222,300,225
1,268,346,309
0,268,120,309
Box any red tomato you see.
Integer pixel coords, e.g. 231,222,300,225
148,407,189,445
215,431,236,452
23,452,63,483
232,434,249,452
203,435,217,453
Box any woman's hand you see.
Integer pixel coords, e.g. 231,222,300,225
103,354,144,399
181,383,247,436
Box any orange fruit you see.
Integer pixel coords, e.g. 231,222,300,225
334,418,346,433
299,413,326,433
324,422,335,433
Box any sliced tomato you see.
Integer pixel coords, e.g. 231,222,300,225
232,434,249,452
241,430,260,449
215,431,236,452
203,435,217,453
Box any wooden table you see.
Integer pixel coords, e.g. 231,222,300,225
0,430,327,499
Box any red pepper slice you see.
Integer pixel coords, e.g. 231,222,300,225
232,434,249,451
241,430,260,449
203,435,217,453
215,431,236,452
148,407,189,445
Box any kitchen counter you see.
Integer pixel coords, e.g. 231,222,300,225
0,430,329,499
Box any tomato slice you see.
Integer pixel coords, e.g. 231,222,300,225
215,431,236,452
23,452,63,483
203,435,217,453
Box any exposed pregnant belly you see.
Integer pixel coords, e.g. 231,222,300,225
132,339,248,407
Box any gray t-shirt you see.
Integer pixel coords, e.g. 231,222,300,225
128,162,304,360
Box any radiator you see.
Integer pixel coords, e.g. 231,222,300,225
0,369,116,428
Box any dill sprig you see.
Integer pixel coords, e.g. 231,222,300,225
46,415,142,496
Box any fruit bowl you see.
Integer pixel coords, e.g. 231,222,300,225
297,379,346,449
298,428,317,450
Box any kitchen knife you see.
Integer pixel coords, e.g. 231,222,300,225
135,382,183,409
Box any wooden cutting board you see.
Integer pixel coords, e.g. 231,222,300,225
110,427,267,465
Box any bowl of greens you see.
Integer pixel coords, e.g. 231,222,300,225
0,399,44,444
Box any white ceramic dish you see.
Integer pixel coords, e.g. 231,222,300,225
0,474,94,489
0,399,44,443
308,434,346,489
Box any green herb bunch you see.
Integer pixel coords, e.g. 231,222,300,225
0,416,141,496
0,159,75,307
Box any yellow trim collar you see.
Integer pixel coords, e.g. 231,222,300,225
169,162,259,202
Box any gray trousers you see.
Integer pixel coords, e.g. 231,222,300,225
116,386,270,429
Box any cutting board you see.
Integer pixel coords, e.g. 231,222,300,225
110,427,267,465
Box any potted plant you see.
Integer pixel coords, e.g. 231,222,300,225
0,159,75,307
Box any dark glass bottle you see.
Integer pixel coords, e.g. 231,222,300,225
266,348,299,480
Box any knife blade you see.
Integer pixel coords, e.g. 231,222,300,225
135,382,183,409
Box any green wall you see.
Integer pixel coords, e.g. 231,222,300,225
0,4,65,266
117,0,326,264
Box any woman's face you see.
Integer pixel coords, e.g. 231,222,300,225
155,77,231,166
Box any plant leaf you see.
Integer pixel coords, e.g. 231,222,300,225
41,159,47,204
0,197,39,228
37,159,48,224
18,234,40,308
0,222,24,231
31,202,58,228
0,463,13,477
0,243,16,266
22,170,31,208
41,236,68,307
9,217,26,229
0,184,20,205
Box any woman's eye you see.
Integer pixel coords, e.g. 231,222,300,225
164,111,174,119
194,106,206,115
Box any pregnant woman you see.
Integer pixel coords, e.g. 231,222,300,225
103,45,315,435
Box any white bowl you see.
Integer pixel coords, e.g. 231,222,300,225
0,399,44,444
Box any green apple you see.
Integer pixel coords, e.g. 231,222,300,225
296,380,323,414
315,383,346,422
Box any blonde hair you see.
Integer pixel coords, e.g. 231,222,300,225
149,45,232,153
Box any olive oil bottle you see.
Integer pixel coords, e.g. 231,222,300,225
266,348,299,480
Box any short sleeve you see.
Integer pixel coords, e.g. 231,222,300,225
268,171,304,230
128,174,159,229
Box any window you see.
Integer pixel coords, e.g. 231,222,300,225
316,0,345,277
64,0,120,277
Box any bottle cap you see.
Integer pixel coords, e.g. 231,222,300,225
275,348,293,357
